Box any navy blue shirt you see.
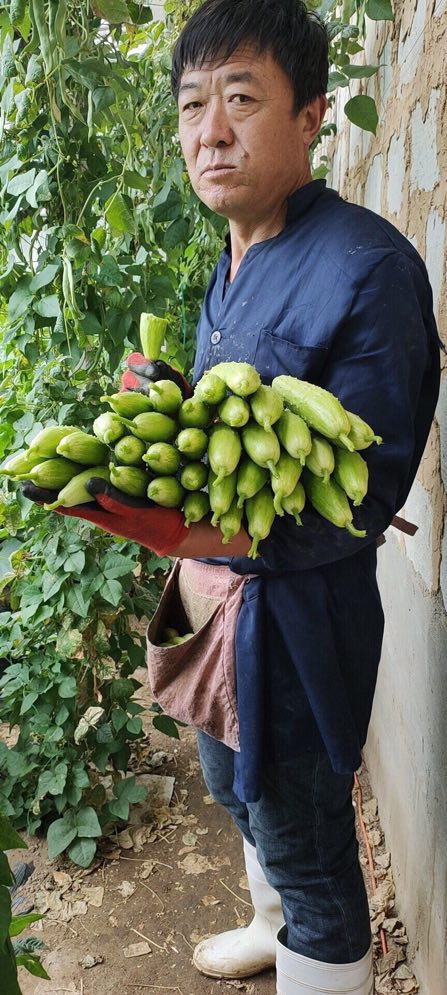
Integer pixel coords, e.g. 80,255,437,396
192,180,440,801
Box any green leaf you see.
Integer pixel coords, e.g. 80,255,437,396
58,677,77,699
33,295,60,318
163,218,189,251
29,263,59,292
111,708,128,733
100,576,123,606
328,70,349,92
344,94,378,134
105,193,134,234
0,852,14,887
126,716,142,735
63,550,86,573
67,837,96,868
70,765,90,789
15,952,50,979
94,0,131,22
110,678,135,703
128,1,153,23
343,64,379,79
152,713,180,739
25,169,51,208
0,815,26,851
55,704,69,726
107,795,129,820
47,814,77,858
66,586,89,619
96,722,114,744
75,806,101,838
19,692,38,715
123,169,149,192
92,86,116,112
37,763,68,799
0,540,22,588
365,0,394,20
0,886,12,948
153,190,183,223
115,775,147,805
9,913,43,938
0,937,20,994
6,168,36,197
8,277,33,323
42,571,65,602
102,553,136,579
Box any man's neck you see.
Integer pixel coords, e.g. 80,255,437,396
227,171,312,281
228,206,287,281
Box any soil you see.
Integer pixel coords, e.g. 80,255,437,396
5,671,417,995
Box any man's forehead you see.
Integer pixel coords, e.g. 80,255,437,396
179,46,272,89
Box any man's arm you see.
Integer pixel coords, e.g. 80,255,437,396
227,251,440,573
175,517,251,558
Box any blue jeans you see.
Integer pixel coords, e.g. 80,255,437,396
197,731,372,964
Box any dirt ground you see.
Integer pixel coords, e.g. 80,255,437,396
6,672,418,995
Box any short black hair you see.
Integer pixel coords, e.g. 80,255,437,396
171,0,328,115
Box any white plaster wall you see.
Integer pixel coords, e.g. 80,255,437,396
324,3,447,991
369,537,447,994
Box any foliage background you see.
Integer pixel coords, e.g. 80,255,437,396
0,0,393,868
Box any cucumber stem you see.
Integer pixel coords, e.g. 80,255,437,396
236,494,245,509
211,512,220,527
273,493,284,516
248,534,260,559
338,433,355,452
346,522,367,538
373,434,383,445
267,460,279,479
294,513,303,526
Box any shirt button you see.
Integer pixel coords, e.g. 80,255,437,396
211,330,221,345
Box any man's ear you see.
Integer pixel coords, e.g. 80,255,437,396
302,94,328,147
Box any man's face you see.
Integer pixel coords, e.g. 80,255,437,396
178,45,322,223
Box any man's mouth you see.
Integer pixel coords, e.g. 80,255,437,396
200,164,237,176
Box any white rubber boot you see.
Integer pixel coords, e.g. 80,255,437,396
276,925,374,995
193,839,284,978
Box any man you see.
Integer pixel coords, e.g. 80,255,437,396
26,2,440,992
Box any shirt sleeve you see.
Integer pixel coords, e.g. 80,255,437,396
231,251,440,576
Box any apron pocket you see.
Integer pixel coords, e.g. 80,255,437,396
146,560,240,751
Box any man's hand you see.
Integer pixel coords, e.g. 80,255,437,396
22,478,251,559
121,353,192,399
22,478,188,557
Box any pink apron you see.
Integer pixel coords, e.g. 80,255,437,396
146,559,255,751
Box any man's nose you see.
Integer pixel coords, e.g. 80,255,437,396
200,100,234,147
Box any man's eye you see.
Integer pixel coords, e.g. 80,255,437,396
183,101,203,112
229,94,253,104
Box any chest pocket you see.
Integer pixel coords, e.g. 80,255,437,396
194,307,329,385
254,313,328,385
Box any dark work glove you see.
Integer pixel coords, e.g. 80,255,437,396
121,353,192,399
22,479,188,556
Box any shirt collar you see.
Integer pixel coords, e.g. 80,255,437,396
223,179,327,254
285,178,327,225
